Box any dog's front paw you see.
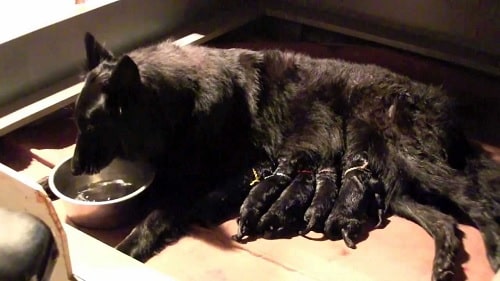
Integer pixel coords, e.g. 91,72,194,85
116,229,156,262
116,209,186,262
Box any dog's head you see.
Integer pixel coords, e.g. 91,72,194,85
72,33,144,175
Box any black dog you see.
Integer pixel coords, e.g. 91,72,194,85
73,33,499,281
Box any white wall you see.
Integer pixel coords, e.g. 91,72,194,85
0,0,235,110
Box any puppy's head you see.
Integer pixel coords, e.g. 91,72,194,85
72,33,141,175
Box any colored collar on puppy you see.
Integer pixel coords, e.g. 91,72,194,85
250,168,261,186
318,168,335,174
268,172,291,180
343,160,369,176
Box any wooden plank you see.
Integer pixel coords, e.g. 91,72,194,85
10,158,52,183
146,224,318,281
64,225,174,281
0,139,52,182
169,4,261,47
0,82,82,138
213,218,494,281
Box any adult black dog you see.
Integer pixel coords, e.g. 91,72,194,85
72,33,499,281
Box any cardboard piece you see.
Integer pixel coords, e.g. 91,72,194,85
0,162,74,281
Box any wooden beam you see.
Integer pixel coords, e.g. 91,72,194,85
264,2,500,78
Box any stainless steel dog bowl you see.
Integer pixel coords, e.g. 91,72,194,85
49,157,155,229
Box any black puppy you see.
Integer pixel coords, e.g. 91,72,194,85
73,32,499,281
233,157,296,241
301,166,340,234
257,169,316,238
301,116,345,235
322,118,386,248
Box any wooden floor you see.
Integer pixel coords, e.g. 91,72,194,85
1,40,498,281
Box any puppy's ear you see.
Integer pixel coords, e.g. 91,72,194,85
84,32,114,71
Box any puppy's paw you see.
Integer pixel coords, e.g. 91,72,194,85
431,266,454,281
257,171,315,238
488,252,500,273
257,210,303,238
234,158,295,241
233,210,259,242
324,213,362,249
257,211,282,235
323,172,369,248
484,228,500,272
301,167,339,235
301,208,325,234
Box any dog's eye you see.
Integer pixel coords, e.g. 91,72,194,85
86,124,95,132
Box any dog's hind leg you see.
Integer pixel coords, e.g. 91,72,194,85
116,209,187,262
407,155,500,271
461,155,500,270
450,190,500,271
390,195,461,281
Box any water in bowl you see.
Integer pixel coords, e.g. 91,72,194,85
74,179,137,202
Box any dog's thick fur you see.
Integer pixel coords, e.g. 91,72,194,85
73,33,499,281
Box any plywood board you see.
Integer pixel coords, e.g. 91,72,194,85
0,163,73,281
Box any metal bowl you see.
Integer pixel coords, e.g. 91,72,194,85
48,157,155,229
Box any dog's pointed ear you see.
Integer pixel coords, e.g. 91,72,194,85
85,32,113,71
109,55,140,88
107,56,140,112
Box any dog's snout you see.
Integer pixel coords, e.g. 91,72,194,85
71,157,84,176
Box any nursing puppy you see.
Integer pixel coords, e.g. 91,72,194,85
73,33,499,281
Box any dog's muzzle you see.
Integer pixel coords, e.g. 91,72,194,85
71,130,119,175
